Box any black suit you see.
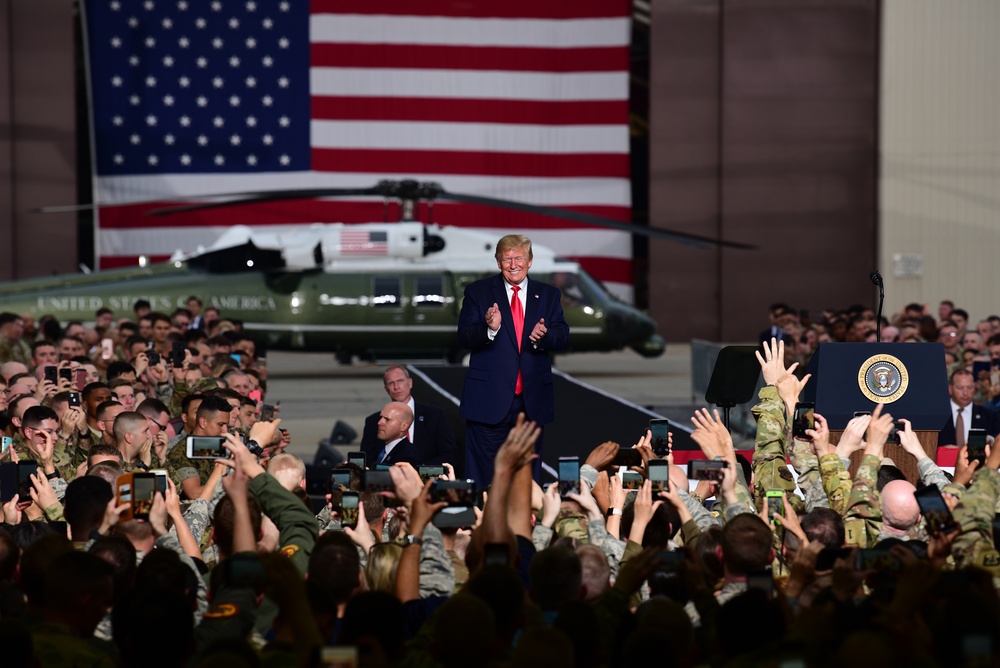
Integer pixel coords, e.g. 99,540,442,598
361,438,420,466
938,402,1000,446
360,401,457,466
759,326,784,346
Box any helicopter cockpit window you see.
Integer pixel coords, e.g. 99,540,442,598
372,277,401,308
413,276,447,308
550,272,591,307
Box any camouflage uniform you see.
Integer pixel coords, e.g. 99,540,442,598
751,386,799,511
249,472,318,575
915,457,966,501
165,436,214,493
678,489,722,532
418,523,455,598
719,476,756,522
0,334,31,365
10,433,79,482
951,467,1000,576
31,622,116,668
532,522,555,552
589,518,625,578
788,436,831,511
820,453,882,547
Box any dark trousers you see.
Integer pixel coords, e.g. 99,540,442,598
465,393,543,488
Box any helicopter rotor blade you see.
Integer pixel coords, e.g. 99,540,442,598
435,189,755,250
145,187,387,216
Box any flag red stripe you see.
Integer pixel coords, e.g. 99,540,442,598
310,43,628,73
310,96,626,125
311,149,628,178
310,0,632,20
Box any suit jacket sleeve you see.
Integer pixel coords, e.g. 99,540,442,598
533,285,569,352
457,282,492,351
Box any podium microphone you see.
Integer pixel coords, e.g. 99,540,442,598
870,270,884,343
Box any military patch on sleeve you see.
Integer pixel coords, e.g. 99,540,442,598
204,603,239,619
280,544,300,557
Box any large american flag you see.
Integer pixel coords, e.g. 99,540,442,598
84,0,634,299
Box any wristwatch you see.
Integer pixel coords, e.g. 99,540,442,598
403,534,424,546
606,507,623,517
135,461,150,471
45,471,60,481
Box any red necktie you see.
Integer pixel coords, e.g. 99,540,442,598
512,286,524,394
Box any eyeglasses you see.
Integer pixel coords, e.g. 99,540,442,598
148,417,167,431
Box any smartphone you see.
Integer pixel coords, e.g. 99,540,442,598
259,403,275,422
68,392,82,408
147,350,160,366
649,418,670,456
656,550,685,572
249,390,263,404
688,459,728,481
131,473,156,521
853,411,872,418
914,485,959,534
59,367,73,384
362,469,394,494
17,461,38,502
792,402,815,440
886,420,904,445
614,448,642,468
967,428,988,467
171,341,186,367
621,470,644,490
44,366,58,384
151,469,168,495
765,489,784,524
74,368,88,391
648,458,669,493
348,451,366,470
418,465,445,482
186,436,226,459
558,456,580,498
746,566,773,597
231,353,242,364
1,436,12,455
330,468,352,491
340,491,359,529
101,338,114,361
430,479,476,507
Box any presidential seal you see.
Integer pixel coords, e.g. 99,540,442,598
858,354,908,403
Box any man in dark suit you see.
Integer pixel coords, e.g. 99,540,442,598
359,365,457,466
360,401,420,466
457,234,570,485
939,367,1000,446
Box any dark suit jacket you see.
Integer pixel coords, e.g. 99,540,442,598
361,438,420,467
359,401,457,466
457,274,569,426
759,326,784,346
938,403,1000,446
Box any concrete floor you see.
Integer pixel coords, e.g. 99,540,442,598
264,343,704,462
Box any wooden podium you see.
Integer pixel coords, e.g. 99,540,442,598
804,343,950,485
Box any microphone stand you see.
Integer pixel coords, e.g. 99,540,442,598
870,271,884,343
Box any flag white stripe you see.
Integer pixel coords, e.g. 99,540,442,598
95,173,631,207
310,120,628,154
309,15,631,48
310,68,627,102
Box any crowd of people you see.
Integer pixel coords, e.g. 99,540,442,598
0,293,998,667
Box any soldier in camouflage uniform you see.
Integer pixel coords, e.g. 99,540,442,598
951,441,1000,577
0,312,32,366
13,406,78,481
165,392,226,498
